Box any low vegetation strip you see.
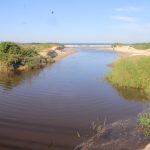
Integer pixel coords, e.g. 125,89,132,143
132,43,150,50
113,43,150,50
20,43,64,52
106,56,150,98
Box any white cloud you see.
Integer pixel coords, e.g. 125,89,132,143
115,6,141,12
111,15,136,22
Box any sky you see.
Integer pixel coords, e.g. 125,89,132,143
0,0,150,43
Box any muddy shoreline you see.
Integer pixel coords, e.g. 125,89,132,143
74,118,150,150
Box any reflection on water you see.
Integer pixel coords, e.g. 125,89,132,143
113,86,150,102
0,48,148,150
0,69,42,90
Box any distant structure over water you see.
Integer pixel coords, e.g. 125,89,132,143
64,43,112,49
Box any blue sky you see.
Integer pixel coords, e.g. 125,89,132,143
0,0,150,43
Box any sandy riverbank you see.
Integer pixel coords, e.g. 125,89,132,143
18,48,76,72
93,45,150,57
114,46,150,57
0,46,76,73
39,47,76,62
53,49,76,62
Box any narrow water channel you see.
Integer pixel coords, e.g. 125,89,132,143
0,48,148,150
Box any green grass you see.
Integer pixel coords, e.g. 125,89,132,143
138,112,150,137
106,56,150,98
131,43,150,50
138,113,150,127
112,43,150,50
20,43,64,52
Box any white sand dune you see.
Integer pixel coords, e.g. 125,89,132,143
114,46,150,56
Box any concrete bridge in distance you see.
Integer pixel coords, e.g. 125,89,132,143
64,44,112,49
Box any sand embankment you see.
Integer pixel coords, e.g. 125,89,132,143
39,46,76,62
114,46,150,57
53,50,76,62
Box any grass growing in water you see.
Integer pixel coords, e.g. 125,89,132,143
138,112,150,137
138,113,150,127
106,56,150,98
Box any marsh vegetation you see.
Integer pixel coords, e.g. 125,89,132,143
138,111,150,137
106,56,150,99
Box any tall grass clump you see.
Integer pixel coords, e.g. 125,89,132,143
106,56,150,98
138,112,150,137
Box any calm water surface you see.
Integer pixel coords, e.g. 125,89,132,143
0,48,148,150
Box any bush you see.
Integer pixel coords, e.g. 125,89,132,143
0,42,56,71
0,43,21,66
20,48,38,57
0,42,40,70
0,42,21,54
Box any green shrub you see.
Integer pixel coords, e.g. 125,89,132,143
20,48,38,57
24,56,41,68
0,42,21,54
0,42,56,71
0,42,41,70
